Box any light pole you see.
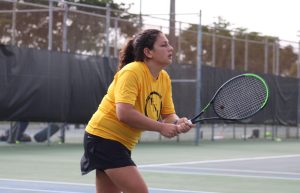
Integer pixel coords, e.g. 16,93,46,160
297,31,300,139
139,0,142,29
169,0,176,62
297,31,300,78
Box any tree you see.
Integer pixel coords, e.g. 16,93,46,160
177,17,298,77
280,45,298,77
0,0,140,55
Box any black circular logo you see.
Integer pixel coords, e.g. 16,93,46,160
144,91,162,121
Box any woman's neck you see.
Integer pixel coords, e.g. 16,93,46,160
144,61,162,79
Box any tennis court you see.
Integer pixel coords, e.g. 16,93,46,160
1,1,300,193
0,138,299,193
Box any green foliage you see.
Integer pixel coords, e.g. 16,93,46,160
178,17,298,77
0,0,139,54
0,1,297,77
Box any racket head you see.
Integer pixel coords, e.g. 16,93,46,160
212,73,269,120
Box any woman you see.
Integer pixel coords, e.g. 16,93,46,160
80,29,194,193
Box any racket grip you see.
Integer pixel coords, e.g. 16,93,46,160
188,120,193,124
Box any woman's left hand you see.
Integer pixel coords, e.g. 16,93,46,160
175,117,195,133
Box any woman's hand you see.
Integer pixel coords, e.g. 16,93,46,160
159,117,195,138
174,117,194,134
159,123,179,138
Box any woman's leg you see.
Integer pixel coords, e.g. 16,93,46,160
96,170,120,193
105,166,148,193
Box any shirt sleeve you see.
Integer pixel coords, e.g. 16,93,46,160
161,73,176,114
114,70,139,105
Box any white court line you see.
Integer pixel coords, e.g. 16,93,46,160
0,186,217,193
0,179,209,193
139,154,300,168
0,178,93,186
159,166,300,176
0,186,85,193
140,169,300,181
150,187,220,193
139,154,300,181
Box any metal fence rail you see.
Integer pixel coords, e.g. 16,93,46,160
1,0,299,143
0,0,299,77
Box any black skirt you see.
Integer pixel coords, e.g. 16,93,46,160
80,132,136,175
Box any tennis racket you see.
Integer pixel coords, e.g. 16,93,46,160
190,73,269,123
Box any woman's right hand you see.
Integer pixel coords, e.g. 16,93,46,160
159,119,194,138
159,123,180,138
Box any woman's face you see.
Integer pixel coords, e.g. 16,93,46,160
148,33,174,67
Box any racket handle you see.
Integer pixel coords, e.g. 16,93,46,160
188,120,193,124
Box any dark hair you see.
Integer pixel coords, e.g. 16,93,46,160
118,29,162,70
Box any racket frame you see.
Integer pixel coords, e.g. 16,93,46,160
190,73,269,123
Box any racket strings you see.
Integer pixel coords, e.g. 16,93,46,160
213,76,267,119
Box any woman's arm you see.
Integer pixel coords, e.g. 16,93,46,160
161,113,179,124
116,103,179,138
116,103,194,137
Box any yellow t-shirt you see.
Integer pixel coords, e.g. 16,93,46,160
85,61,175,150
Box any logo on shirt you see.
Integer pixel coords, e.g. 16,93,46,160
145,91,162,121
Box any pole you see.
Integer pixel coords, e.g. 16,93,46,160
264,37,268,74
62,0,68,52
105,3,110,57
212,29,216,67
139,0,142,29
297,40,300,139
169,0,176,63
48,0,53,51
244,34,248,71
231,34,235,70
195,10,202,145
11,0,16,46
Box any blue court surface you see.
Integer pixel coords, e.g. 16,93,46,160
0,178,211,193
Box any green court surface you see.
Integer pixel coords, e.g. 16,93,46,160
0,139,300,193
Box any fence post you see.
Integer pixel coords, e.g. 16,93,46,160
212,29,216,67
177,21,182,63
113,18,118,58
244,34,248,71
264,37,268,73
272,42,276,75
231,34,235,70
105,3,110,58
297,40,300,139
195,10,202,145
276,40,280,75
48,0,53,51
62,1,68,52
11,0,17,45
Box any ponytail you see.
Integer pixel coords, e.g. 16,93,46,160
118,38,135,71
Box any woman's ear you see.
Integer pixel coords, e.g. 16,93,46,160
143,47,153,59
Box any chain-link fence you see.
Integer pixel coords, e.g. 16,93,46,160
1,0,299,143
1,0,299,77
